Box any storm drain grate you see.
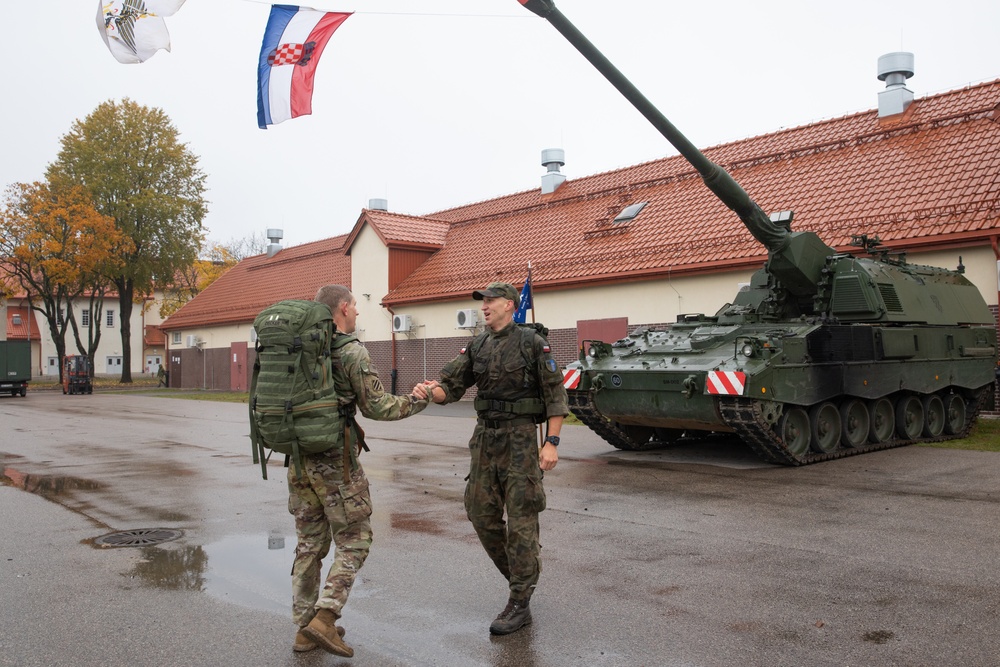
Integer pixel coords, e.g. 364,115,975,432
94,528,183,548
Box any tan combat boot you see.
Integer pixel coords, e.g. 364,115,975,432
302,608,353,657
294,625,345,652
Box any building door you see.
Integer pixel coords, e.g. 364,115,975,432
230,342,248,391
105,356,122,374
145,355,162,375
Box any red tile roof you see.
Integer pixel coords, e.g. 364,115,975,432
144,324,166,348
344,209,451,252
161,236,350,330
5,306,40,341
384,79,1000,305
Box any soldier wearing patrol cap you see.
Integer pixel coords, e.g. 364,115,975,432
416,281,569,635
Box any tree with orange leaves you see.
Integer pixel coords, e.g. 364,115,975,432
0,181,131,381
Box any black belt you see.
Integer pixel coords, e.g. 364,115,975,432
478,416,537,430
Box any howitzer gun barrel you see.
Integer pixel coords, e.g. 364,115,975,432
516,0,788,252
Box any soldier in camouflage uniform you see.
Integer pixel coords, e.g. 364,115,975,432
293,284,428,657
416,282,568,635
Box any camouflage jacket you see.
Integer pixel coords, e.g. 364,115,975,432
438,321,568,421
336,334,427,421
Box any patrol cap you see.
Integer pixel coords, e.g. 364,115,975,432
472,282,519,308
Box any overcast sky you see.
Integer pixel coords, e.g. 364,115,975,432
3,1,999,250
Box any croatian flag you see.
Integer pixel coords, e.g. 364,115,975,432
257,6,351,129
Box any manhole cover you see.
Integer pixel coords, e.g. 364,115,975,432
94,528,183,548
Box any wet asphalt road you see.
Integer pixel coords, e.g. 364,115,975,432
1,392,999,667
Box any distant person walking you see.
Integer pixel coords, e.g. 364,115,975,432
414,282,568,635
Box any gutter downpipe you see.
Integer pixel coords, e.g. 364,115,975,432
991,235,1000,324
384,303,398,394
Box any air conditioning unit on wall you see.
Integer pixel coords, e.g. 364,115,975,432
456,309,479,329
391,314,412,333
186,334,204,348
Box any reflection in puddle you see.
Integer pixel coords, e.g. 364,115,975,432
1,465,107,499
125,533,294,614
128,545,208,591
202,533,294,614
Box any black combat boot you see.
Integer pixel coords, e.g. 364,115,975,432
489,598,532,635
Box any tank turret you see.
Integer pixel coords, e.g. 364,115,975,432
517,0,997,464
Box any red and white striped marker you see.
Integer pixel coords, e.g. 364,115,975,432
562,368,581,390
705,370,746,395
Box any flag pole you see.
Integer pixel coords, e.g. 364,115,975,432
527,261,535,324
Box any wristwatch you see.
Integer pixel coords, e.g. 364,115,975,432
544,435,560,447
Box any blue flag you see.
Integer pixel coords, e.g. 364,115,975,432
513,273,532,324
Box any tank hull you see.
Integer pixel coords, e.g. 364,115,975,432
572,320,996,464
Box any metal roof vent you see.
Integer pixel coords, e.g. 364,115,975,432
540,148,566,195
877,52,915,118
368,198,388,211
266,228,283,258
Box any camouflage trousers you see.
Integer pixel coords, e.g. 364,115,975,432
464,422,547,602
287,450,373,627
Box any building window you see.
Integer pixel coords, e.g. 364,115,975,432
82,310,90,327
172,332,182,345
106,310,115,328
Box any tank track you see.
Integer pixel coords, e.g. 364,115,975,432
570,387,990,465
718,388,990,466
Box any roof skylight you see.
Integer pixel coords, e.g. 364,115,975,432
614,202,647,223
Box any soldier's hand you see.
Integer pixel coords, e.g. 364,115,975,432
411,380,439,401
539,442,558,471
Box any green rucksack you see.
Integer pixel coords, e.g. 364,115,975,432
249,299,355,480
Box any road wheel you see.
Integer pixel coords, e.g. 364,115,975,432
921,395,945,438
779,407,811,457
943,393,967,435
19,387,26,397
840,399,869,448
810,402,841,454
895,394,924,440
868,398,894,443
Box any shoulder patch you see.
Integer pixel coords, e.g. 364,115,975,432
460,347,467,355
542,344,551,353
546,359,557,373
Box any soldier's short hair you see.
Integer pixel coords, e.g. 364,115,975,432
315,284,353,312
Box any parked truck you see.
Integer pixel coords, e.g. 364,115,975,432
0,340,31,397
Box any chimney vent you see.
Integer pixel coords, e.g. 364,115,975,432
368,198,388,211
877,52,915,118
266,228,283,258
540,148,566,194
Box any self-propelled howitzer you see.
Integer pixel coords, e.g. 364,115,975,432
517,0,997,464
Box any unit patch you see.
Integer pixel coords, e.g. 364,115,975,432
546,359,557,373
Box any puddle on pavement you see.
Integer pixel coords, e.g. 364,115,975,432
127,544,209,591
124,532,296,614
390,512,446,536
1,464,107,499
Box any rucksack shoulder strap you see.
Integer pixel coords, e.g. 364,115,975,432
331,333,358,350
